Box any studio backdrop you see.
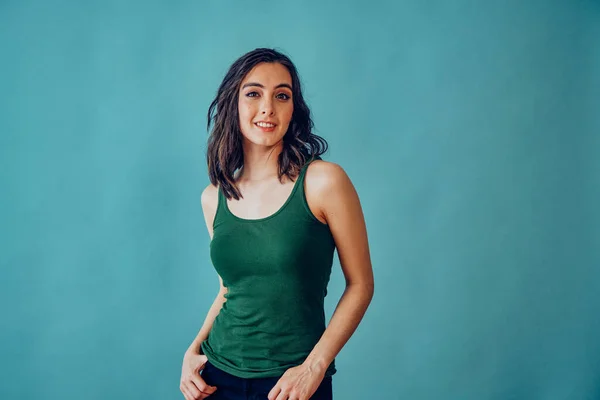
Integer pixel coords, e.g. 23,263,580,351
1,1,598,399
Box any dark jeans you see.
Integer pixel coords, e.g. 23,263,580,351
200,360,333,400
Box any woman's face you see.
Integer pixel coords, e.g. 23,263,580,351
238,62,294,148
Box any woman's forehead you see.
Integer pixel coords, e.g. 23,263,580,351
242,63,292,87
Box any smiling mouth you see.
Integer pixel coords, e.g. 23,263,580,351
255,122,276,128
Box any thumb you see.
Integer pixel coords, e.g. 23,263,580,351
193,376,217,394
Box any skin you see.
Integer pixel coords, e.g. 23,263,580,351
180,62,374,400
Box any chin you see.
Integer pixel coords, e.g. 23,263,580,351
243,131,284,147
256,137,282,147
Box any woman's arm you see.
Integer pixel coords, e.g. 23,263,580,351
186,280,227,355
186,184,227,355
267,161,374,400
303,161,375,372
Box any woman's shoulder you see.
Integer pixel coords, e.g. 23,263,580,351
304,159,355,220
305,159,350,191
200,183,219,216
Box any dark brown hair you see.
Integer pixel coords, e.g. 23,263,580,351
206,48,328,200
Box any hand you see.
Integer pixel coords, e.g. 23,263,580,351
180,349,218,400
267,363,326,400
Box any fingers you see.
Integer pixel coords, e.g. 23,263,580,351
275,389,290,400
192,375,218,397
180,382,194,400
180,375,216,400
180,352,218,400
181,381,204,400
268,385,281,400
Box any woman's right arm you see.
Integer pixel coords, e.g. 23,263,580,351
180,184,224,400
186,183,226,355
185,277,227,355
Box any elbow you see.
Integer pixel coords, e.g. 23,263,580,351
347,280,374,301
366,282,374,301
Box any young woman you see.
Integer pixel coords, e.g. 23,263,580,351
180,48,374,400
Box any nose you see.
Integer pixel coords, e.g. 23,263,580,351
260,98,275,116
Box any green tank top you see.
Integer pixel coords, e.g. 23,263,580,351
200,156,337,379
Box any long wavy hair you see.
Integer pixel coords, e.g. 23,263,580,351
206,48,328,200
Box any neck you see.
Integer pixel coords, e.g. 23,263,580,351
237,142,284,182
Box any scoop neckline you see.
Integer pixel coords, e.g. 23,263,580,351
223,167,305,223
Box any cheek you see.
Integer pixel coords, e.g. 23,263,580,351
280,105,294,125
238,102,254,122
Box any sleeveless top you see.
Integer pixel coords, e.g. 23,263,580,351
200,156,337,379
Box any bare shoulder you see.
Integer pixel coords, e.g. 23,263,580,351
305,159,353,192
305,160,373,291
201,183,219,211
200,183,219,236
304,159,356,223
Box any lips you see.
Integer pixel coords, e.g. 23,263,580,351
253,121,277,133
254,121,277,128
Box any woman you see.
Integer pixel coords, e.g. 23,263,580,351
180,48,374,400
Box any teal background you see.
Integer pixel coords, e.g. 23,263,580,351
1,1,598,399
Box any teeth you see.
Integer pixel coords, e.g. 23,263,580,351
256,122,275,128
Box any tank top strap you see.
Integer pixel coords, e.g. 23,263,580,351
213,184,231,229
288,155,321,208
216,185,225,210
297,156,321,192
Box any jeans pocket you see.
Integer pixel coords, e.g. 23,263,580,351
310,376,333,400
200,360,212,377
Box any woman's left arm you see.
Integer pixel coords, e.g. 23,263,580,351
302,161,375,373
268,162,374,400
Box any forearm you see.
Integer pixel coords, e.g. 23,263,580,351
187,290,227,354
303,283,374,372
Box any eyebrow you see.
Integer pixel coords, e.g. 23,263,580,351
241,82,293,91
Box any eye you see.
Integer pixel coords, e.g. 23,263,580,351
246,91,260,98
276,93,291,100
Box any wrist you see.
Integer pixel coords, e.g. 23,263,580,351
186,343,203,356
303,354,328,375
